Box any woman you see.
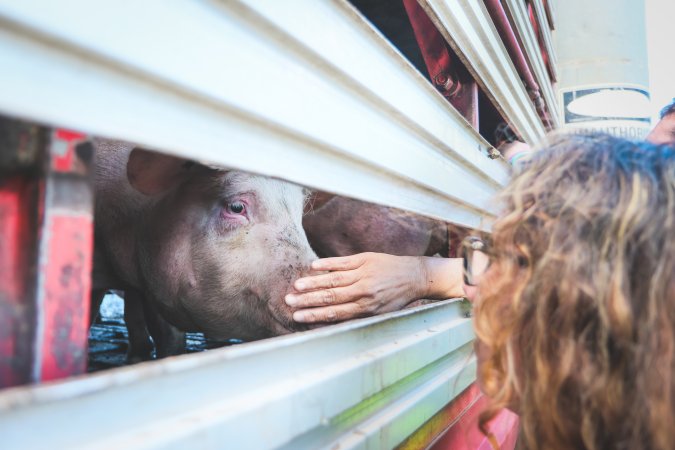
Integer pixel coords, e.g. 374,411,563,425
468,134,675,449
290,133,675,448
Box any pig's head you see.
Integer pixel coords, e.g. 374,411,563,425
127,148,317,341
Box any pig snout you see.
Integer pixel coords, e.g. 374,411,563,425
264,249,318,335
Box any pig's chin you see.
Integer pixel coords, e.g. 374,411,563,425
246,284,309,335
199,290,307,341
267,298,309,335
264,291,310,335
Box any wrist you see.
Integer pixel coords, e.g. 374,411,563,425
421,257,465,299
415,256,431,299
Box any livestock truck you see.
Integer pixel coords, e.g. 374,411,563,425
1,0,615,448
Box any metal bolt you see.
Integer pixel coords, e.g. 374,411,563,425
434,73,454,91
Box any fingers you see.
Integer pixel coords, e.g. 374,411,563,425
309,253,368,271
293,269,359,292
286,284,361,308
292,303,364,323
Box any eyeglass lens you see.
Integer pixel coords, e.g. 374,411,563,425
469,250,490,284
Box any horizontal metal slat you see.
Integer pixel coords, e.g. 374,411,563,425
0,3,488,447
0,0,509,228
0,300,474,449
502,0,560,128
419,0,547,144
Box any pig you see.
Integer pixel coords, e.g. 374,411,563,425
91,139,317,360
302,193,452,258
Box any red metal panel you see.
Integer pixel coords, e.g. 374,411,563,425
0,176,41,387
51,129,90,174
398,382,519,450
37,214,93,380
428,384,519,450
0,122,93,387
36,129,93,381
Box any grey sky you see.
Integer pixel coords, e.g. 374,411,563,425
646,0,675,123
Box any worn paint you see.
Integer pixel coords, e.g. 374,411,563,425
0,123,93,387
37,214,93,380
0,176,41,386
51,129,88,174
331,348,447,427
33,130,93,381
0,119,44,170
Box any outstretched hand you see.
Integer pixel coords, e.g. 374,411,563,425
286,252,466,324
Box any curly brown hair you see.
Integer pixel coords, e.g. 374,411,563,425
473,133,675,449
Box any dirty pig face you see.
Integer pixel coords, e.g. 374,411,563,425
139,169,317,341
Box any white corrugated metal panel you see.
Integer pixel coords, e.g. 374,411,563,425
0,301,474,450
0,2,504,447
531,0,558,81
0,0,509,229
502,0,560,128
418,0,547,145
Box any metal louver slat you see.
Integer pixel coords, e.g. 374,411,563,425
0,301,474,449
0,1,521,447
0,0,509,229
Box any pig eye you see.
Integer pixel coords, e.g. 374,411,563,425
227,201,246,215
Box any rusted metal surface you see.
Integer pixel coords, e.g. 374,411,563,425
0,120,93,387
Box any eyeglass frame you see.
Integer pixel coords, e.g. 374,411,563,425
461,236,492,286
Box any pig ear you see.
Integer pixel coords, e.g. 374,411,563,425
127,147,195,195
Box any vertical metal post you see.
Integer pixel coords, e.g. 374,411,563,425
35,129,94,382
0,119,45,387
0,118,93,387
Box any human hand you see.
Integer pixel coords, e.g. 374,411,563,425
285,252,427,324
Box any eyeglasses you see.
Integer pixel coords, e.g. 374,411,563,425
461,236,491,286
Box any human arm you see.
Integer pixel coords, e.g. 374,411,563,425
285,252,465,323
